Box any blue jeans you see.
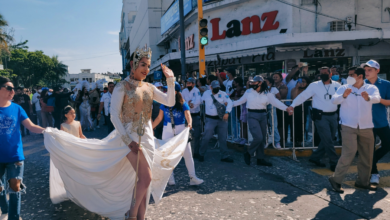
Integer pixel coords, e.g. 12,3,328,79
0,161,25,220
267,105,280,144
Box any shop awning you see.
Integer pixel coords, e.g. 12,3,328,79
218,47,267,60
186,54,218,63
275,43,342,52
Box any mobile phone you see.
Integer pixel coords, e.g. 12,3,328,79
302,62,308,67
298,78,302,83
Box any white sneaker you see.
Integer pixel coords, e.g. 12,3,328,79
168,174,175,186
370,174,380,185
275,143,281,149
190,176,204,185
0,214,8,220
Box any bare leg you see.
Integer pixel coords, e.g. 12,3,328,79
126,150,152,218
137,194,147,220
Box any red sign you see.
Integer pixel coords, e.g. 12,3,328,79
178,34,195,51
210,10,280,41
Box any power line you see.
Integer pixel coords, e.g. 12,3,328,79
62,53,119,62
273,0,382,30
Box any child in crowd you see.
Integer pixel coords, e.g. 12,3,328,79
60,105,86,139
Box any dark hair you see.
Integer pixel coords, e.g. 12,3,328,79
259,81,269,94
208,75,217,82
354,67,366,79
198,78,207,86
233,77,244,87
300,76,312,86
108,82,115,86
225,67,237,77
41,90,49,103
0,76,11,87
104,87,108,90
266,77,275,87
348,66,357,71
172,92,185,111
272,72,283,80
78,87,89,102
16,87,23,91
320,66,330,73
130,52,135,61
61,105,74,122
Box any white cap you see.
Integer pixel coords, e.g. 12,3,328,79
154,82,163,87
361,60,380,70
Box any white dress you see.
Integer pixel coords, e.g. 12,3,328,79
79,95,93,129
44,77,189,220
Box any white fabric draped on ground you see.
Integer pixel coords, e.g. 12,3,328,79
44,126,189,220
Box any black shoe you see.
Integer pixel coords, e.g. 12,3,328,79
244,152,250,166
330,165,336,172
221,157,234,163
198,156,204,162
257,159,272,167
309,159,326,167
328,177,344,193
354,183,377,191
193,153,200,159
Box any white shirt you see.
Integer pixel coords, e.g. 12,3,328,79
332,83,381,129
182,87,202,113
284,78,297,105
233,89,287,111
201,90,233,116
102,92,112,116
223,79,234,95
32,93,41,111
270,87,279,95
290,80,341,112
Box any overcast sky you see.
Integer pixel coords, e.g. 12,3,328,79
1,0,123,74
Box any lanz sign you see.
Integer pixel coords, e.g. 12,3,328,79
210,10,280,41
178,34,195,51
303,49,346,58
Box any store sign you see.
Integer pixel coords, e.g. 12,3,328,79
210,11,280,41
178,34,195,51
154,71,163,80
206,52,275,66
161,0,193,35
303,49,346,58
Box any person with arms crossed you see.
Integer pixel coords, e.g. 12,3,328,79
199,80,234,163
0,76,44,220
328,67,380,193
362,60,390,185
287,67,341,171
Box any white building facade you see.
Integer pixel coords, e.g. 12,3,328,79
62,69,119,90
121,0,390,80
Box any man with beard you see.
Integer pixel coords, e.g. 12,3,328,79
182,77,202,158
287,67,341,171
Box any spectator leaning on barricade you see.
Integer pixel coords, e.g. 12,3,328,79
328,67,380,193
230,77,247,144
363,60,390,185
199,80,234,163
0,76,45,220
287,66,341,171
182,77,202,159
265,77,282,148
272,72,288,146
233,76,289,167
98,82,115,134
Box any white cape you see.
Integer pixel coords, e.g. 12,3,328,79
44,127,189,220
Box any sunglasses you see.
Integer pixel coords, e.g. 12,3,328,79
1,85,14,91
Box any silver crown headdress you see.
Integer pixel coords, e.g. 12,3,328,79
133,46,152,71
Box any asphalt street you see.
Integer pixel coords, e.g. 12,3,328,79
2,124,390,220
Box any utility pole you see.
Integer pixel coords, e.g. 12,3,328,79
179,0,186,81
197,0,206,77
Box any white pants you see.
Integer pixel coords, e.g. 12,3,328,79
162,124,196,178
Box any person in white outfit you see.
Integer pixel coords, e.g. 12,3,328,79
152,82,204,186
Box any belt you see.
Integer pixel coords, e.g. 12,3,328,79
322,111,337,116
206,115,220,120
248,109,267,113
191,112,200,117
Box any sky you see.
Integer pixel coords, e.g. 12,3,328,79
0,0,123,74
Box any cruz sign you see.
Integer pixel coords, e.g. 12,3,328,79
210,11,280,41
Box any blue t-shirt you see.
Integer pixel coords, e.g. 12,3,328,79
160,102,190,126
0,102,28,163
365,78,390,128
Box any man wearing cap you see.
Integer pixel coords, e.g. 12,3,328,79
287,67,341,171
199,80,234,163
154,82,163,91
363,59,390,185
182,78,202,158
328,67,380,193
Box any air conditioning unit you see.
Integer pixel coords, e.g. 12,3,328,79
330,21,346,32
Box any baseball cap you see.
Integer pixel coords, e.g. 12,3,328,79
154,82,163,87
219,72,227,80
361,60,380,70
249,75,264,83
211,80,220,89
174,82,181,92
187,77,196,84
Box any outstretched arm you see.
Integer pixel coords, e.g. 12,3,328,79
153,65,175,107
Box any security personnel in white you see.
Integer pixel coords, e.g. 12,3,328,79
287,67,341,171
200,80,234,163
181,77,202,158
233,76,288,166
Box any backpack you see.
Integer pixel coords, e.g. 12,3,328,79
46,96,56,112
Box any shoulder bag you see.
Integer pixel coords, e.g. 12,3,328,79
210,95,226,120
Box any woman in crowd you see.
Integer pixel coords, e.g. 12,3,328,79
152,82,204,186
291,76,312,146
77,87,94,131
272,72,288,146
39,89,53,128
233,76,288,167
264,77,281,148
